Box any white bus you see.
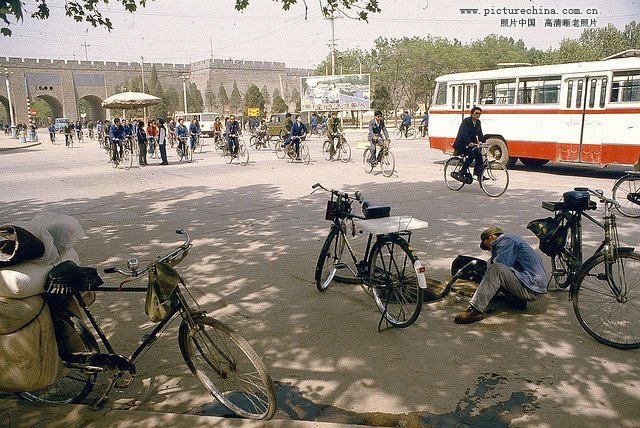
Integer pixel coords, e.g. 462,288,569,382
428,50,640,167
173,112,221,137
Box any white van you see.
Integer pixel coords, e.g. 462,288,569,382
54,118,69,133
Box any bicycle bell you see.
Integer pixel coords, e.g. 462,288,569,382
127,258,139,272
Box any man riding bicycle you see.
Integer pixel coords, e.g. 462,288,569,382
282,112,293,149
326,111,343,159
109,118,126,163
367,110,390,165
289,115,307,161
213,117,222,146
175,118,188,153
452,106,485,184
399,110,411,138
226,115,241,157
189,117,201,152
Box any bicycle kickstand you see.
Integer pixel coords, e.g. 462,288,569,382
377,297,393,333
90,371,123,411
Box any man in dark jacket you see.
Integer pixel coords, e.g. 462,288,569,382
226,115,241,156
453,106,485,184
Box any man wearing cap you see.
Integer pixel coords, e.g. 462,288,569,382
454,227,547,324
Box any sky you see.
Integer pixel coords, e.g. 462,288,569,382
0,0,638,68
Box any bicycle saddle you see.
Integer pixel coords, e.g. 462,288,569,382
46,260,104,294
362,201,391,219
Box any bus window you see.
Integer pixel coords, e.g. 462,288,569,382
599,78,607,108
518,76,561,104
451,86,456,109
611,71,640,102
480,81,494,104
480,79,515,105
465,86,471,109
588,79,597,108
456,86,462,109
434,83,447,105
576,80,584,108
566,80,573,108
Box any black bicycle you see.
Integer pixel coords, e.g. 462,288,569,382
530,188,640,349
313,183,429,330
444,142,509,197
17,230,277,419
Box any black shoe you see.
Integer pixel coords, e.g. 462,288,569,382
463,173,473,184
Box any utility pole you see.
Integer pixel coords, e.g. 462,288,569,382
4,68,16,138
180,75,189,115
209,35,213,62
81,42,90,61
326,11,338,75
141,56,147,122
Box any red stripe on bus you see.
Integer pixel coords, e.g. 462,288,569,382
429,107,640,115
429,137,640,165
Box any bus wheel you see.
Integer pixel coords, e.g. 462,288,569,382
520,158,549,167
486,138,511,167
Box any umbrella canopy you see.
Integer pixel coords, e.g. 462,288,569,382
101,92,161,109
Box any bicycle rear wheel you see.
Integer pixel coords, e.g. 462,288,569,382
368,236,423,328
612,175,640,218
572,251,640,349
393,128,403,140
179,316,276,420
479,161,509,197
16,314,99,404
339,142,351,163
444,156,465,191
380,151,395,177
315,226,361,291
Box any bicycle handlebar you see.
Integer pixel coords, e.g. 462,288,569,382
103,230,191,277
312,183,362,202
574,187,620,207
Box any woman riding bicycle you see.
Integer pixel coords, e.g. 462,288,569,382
367,110,390,165
452,106,485,184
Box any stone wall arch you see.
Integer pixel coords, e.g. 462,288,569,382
77,94,105,122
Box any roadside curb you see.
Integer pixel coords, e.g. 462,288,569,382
0,142,42,152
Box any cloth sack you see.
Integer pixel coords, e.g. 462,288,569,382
0,248,79,299
3,221,60,266
0,303,65,392
30,212,85,253
0,295,45,335
145,260,183,323
0,225,45,267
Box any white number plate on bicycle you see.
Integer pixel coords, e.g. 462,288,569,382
355,216,429,235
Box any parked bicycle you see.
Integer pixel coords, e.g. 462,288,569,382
363,136,394,177
528,188,640,349
444,142,509,197
612,170,640,218
322,133,351,163
17,230,277,419
274,136,310,164
312,183,429,331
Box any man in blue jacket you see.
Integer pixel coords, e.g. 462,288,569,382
109,118,126,163
400,111,411,138
454,227,547,324
289,115,307,160
452,106,484,184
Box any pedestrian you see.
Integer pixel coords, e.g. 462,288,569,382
158,117,168,165
136,120,148,166
420,112,429,138
454,227,547,324
48,123,56,144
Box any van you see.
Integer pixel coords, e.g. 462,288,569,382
54,118,69,133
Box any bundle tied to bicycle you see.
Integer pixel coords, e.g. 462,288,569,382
145,250,188,323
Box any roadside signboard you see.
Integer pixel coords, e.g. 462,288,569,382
300,74,370,112
247,107,261,117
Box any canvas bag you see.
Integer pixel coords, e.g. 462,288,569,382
145,260,184,323
0,225,45,268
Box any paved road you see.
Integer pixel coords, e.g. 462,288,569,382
1,130,638,426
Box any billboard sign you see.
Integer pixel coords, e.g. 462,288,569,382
301,74,370,111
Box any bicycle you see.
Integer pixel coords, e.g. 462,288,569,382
322,133,351,163
531,188,640,349
393,126,416,140
148,136,158,159
612,170,640,218
444,142,509,197
112,138,133,170
226,134,249,166
66,132,74,149
312,183,429,331
214,134,227,155
275,136,310,164
176,136,193,163
249,133,270,150
16,230,277,419
363,136,394,178
191,133,204,154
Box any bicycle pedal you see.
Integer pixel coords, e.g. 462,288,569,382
334,262,347,269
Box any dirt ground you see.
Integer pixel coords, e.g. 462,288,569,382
0,129,638,427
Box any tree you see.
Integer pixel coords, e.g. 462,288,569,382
187,82,203,113
218,84,229,112
146,66,167,118
271,88,288,113
289,88,301,112
371,85,392,114
229,80,243,114
244,84,265,115
163,85,181,116
205,79,216,111
261,85,271,107
3,1,381,37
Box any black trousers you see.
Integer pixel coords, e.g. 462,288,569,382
461,146,483,177
159,143,168,164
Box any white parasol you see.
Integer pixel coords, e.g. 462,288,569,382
101,92,161,109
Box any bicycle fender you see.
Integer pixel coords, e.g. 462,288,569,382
414,260,427,289
569,247,636,296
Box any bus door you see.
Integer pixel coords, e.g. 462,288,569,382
579,75,609,163
450,82,477,119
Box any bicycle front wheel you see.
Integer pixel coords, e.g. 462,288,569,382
300,143,310,165
238,143,249,166
479,161,509,197
613,175,640,218
362,148,373,173
572,251,640,349
393,128,403,140
124,146,133,170
444,156,465,191
315,226,361,291
322,140,332,161
339,142,351,163
274,141,285,159
368,237,423,328
16,314,99,404
178,317,277,420
380,150,395,177
188,146,194,163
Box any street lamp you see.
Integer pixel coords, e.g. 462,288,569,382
4,68,16,138
179,74,189,116
118,85,126,119
140,56,147,123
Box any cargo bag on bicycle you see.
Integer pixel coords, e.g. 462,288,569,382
0,296,65,392
146,260,184,323
527,214,568,257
